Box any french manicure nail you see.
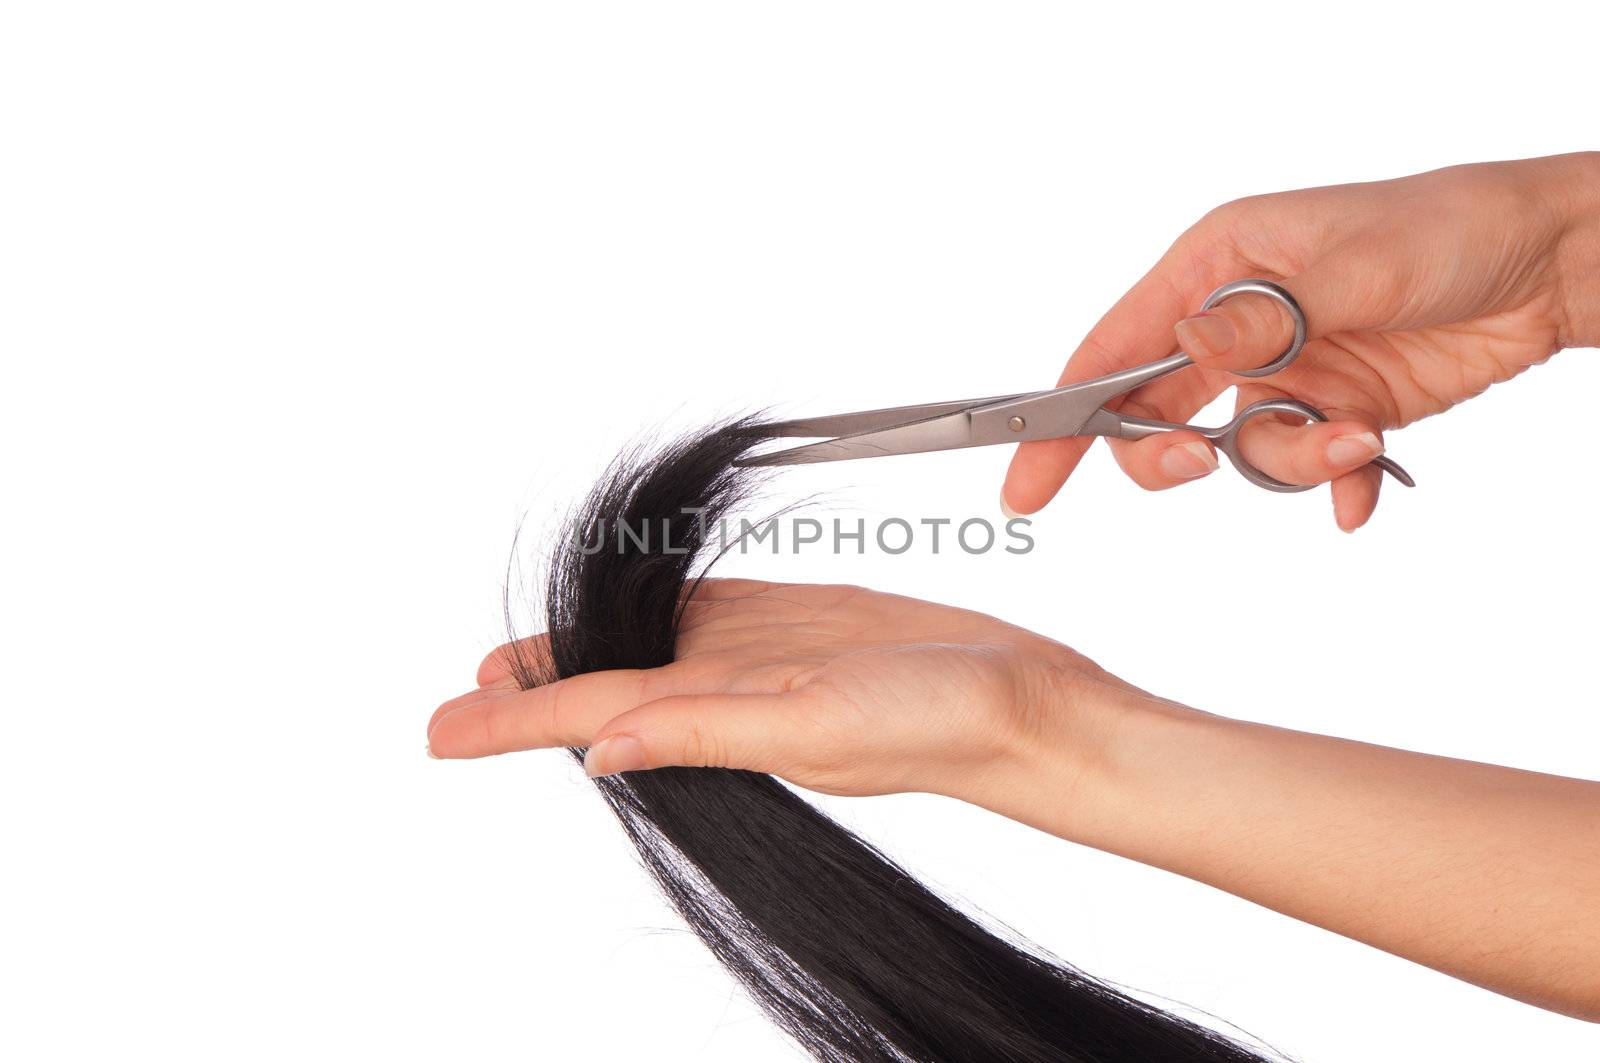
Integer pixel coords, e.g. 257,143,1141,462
1174,312,1236,359
1326,431,1383,467
999,489,1021,521
1158,441,1219,481
585,735,646,778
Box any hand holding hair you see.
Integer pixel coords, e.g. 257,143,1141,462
431,579,1104,802
432,579,1600,1023
1003,152,1600,530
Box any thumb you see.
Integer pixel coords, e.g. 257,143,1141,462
1172,259,1380,374
583,692,797,778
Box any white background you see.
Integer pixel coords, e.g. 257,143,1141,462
3,2,1597,1060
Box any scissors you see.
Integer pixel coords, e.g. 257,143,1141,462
736,278,1414,492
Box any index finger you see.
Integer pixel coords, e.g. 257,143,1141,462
429,665,684,759
1001,235,1244,514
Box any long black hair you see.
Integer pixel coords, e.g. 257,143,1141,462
506,418,1275,1062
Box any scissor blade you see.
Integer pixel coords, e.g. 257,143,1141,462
962,354,1198,444
763,394,1030,439
737,409,985,466
739,381,1127,467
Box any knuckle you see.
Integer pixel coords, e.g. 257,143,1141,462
1292,456,1324,485
679,720,727,769
477,700,510,750
545,674,602,745
1229,297,1294,349
1196,195,1258,233
635,666,676,703
1292,439,1332,483
543,679,574,738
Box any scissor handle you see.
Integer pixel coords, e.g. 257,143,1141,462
1197,279,1307,378
1217,399,1416,492
1116,397,1416,493
1209,398,1325,492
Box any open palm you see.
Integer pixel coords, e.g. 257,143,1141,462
429,579,1131,805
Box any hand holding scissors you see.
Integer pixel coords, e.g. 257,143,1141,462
740,279,1414,494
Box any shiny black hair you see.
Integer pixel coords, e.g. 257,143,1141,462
506,417,1275,1062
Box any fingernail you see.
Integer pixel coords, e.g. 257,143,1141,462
1158,441,1219,481
585,735,646,778
1174,312,1236,360
427,742,439,760
999,489,1021,521
1326,431,1383,467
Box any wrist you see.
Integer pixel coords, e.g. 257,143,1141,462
1537,151,1600,349
962,649,1213,849
976,667,1262,878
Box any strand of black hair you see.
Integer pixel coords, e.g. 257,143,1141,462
506,416,1281,1063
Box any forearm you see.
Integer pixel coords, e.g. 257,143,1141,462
985,688,1600,1020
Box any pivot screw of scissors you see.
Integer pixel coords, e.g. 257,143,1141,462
1008,416,1026,432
